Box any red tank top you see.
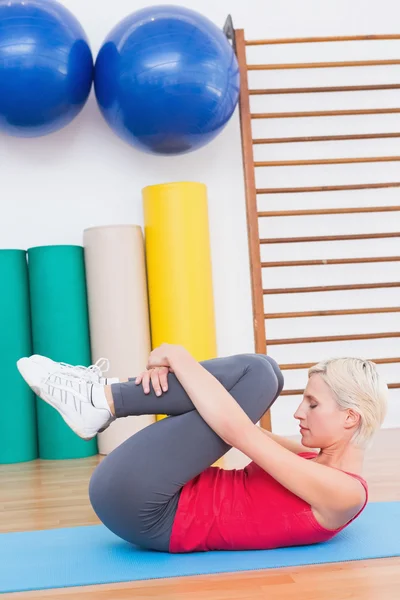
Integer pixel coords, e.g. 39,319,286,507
169,452,368,553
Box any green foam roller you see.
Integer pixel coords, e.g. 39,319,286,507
27,245,98,459
0,250,38,464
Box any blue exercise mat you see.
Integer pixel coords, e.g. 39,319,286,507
1,502,399,593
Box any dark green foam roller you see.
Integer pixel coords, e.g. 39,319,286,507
0,250,38,464
27,245,98,459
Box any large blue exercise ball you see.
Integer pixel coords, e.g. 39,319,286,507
0,0,93,137
94,5,240,155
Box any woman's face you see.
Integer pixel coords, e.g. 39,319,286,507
294,374,356,449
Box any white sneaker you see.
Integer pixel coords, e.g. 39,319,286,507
17,358,112,440
28,356,117,433
29,355,110,384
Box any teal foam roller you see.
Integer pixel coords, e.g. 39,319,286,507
0,250,38,463
28,245,97,459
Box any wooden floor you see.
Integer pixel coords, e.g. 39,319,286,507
1,428,399,599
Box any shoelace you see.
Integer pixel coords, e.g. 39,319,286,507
58,358,110,380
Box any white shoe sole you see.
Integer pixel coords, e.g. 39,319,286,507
17,359,95,441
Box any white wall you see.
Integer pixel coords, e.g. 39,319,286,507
1,0,399,435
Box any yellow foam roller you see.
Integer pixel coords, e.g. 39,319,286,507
143,181,217,421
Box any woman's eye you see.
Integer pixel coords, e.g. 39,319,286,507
310,404,317,409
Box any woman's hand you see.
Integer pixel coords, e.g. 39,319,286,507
146,343,186,371
136,344,187,396
135,366,170,396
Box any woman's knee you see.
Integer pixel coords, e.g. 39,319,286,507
260,355,284,397
248,353,279,381
244,354,284,405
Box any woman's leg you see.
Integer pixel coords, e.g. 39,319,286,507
89,354,283,551
110,354,282,419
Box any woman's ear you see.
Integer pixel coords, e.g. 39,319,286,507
344,409,360,430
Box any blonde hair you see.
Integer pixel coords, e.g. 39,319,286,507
308,357,388,448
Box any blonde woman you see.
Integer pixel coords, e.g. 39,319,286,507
17,345,387,553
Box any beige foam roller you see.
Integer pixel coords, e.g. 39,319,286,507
83,225,155,455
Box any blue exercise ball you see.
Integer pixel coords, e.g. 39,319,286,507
0,0,93,137
94,5,240,155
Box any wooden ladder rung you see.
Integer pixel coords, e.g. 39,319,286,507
260,232,400,244
258,206,400,217
256,182,400,194
253,132,400,144
263,282,400,294
255,156,400,167
279,357,400,370
268,332,400,345
248,59,400,71
251,108,400,119
264,307,400,319
249,84,400,95
245,34,400,46
261,256,400,267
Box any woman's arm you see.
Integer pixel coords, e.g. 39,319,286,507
166,346,251,443
260,428,316,454
166,346,365,517
235,426,365,518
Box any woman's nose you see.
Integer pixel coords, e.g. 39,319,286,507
294,404,304,420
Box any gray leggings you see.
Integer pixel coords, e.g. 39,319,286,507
89,354,284,552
